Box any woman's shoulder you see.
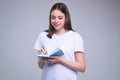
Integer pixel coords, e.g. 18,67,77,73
38,30,48,37
71,31,82,37
71,31,83,40
40,30,48,34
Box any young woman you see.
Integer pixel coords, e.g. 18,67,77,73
34,2,86,80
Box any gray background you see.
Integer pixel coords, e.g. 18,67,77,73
0,0,120,80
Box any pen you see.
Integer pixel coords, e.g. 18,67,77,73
41,45,47,55
42,45,45,50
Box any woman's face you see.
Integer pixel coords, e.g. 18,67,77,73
51,9,65,31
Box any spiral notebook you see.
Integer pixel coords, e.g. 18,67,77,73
37,48,64,59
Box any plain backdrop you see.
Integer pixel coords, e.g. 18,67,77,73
0,0,120,80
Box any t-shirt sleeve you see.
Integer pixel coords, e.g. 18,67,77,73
34,32,43,50
74,33,84,53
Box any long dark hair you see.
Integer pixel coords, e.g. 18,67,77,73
46,2,73,38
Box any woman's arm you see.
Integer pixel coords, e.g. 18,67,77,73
61,51,86,72
47,51,86,72
37,50,47,69
38,59,45,69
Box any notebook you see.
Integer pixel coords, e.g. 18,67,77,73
37,48,64,59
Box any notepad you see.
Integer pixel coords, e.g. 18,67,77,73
37,48,64,59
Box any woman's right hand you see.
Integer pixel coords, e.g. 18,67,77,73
38,49,48,69
38,49,47,55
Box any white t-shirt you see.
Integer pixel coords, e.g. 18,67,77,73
34,30,84,80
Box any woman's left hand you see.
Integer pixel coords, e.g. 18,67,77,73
46,56,62,64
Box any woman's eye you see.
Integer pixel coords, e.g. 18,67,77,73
58,16,63,20
51,16,56,19
51,16,63,20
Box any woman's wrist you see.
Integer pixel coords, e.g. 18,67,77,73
38,59,45,69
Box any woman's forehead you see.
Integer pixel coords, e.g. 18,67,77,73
51,9,65,16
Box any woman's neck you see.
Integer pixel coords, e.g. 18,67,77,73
55,29,69,35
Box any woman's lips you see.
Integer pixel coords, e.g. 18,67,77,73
53,22,60,27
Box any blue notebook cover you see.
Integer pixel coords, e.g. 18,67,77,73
37,48,64,59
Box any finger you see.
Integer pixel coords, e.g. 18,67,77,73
43,58,48,61
39,49,45,55
48,59,55,64
44,50,48,55
38,50,42,54
46,58,52,62
51,56,59,59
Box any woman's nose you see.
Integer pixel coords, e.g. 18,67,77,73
54,18,59,22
